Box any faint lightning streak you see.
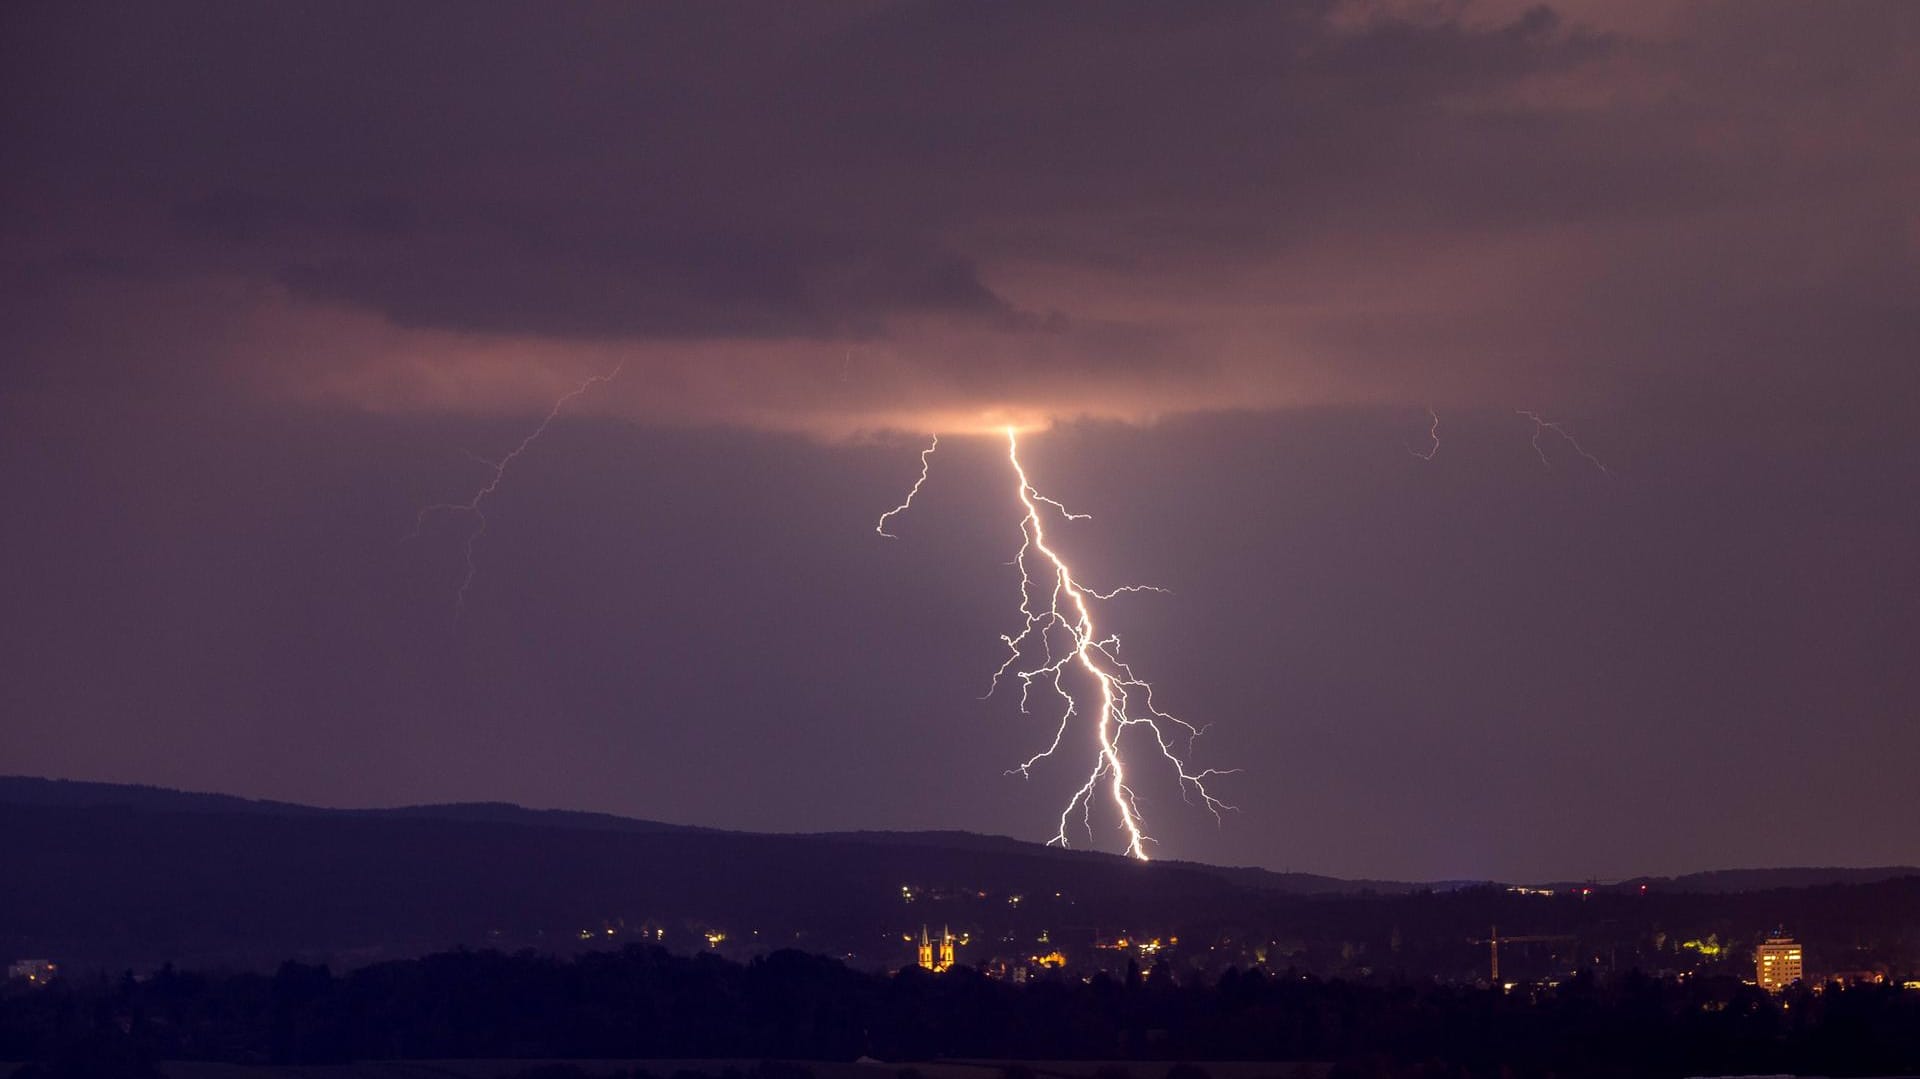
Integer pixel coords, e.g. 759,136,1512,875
409,362,625,609
875,435,938,538
1407,406,1441,461
993,426,1233,860
1517,410,1613,477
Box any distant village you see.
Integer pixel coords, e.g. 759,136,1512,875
14,876,1920,999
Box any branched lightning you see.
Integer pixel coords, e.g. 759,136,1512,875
877,427,1234,861
409,362,625,609
875,435,938,538
1407,406,1441,461
1517,409,1613,477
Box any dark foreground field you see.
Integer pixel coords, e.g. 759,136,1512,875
2,1063,1330,1079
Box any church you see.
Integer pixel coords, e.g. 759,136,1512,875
916,925,957,972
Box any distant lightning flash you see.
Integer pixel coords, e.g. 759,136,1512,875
1517,409,1613,477
1407,406,1441,461
410,362,625,608
878,428,1233,860
875,434,938,538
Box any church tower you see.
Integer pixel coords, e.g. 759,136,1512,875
916,925,957,972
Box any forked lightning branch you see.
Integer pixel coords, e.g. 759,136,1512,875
418,382,1237,860
878,427,1235,861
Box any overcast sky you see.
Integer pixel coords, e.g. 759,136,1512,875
2,0,1915,881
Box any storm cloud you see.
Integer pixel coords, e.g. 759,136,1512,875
6,0,1914,433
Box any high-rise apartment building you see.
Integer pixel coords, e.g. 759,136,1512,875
1756,935,1803,991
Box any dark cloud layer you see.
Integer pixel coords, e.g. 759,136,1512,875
0,1,1915,877
5,0,1913,430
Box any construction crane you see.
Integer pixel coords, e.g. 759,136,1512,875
1471,925,1576,983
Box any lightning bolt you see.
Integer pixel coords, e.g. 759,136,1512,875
878,427,1234,860
409,362,625,609
1407,406,1441,461
875,434,938,538
1517,409,1612,477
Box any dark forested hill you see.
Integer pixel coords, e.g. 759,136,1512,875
0,776,709,835
5,777,1919,980
1634,866,1920,893
0,778,1266,972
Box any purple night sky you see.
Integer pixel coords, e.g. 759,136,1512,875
2,1,1915,881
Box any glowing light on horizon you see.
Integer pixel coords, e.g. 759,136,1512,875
409,362,625,609
878,426,1234,860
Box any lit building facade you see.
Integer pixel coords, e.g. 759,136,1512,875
1756,935,1803,991
917,925,956,972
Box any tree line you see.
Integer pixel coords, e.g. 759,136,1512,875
4,944,1919,1078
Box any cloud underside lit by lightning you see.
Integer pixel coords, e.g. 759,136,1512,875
410,362,625,609
879,429,1233,861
